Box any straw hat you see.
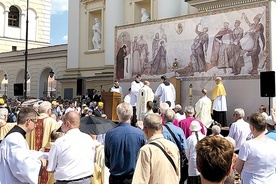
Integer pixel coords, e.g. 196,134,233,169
190,120,202,132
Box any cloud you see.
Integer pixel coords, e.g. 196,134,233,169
51,0,68,14
62,35,68,41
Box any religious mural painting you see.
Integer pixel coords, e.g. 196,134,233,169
115,3,269,81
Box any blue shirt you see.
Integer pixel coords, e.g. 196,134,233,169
104,122,146,176
266,130,276,141
162,122,187,151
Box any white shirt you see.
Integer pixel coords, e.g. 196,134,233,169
212,95,227,111
47,128,98,180
155,82,176,108
261,112,268,119
123,94,131,104
110,86,123,96
175,113,186,122
239,138,276,184
0,131,48,184
130,80,143,106
228,119,251,151
186,132,205,176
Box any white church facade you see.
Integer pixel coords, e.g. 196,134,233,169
0,0,275,124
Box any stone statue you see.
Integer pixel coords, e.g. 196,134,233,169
92,18,101,50
141,8,150,22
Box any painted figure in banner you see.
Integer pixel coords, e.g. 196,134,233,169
116,45,127,79
151,40,167,75
241,12,265,75
138,35,149,74
132,36,141,76
190,23,209,73
152,32,160,63
211,22,234,73
232,20,245,75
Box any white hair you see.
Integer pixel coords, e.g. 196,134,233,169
0,108,8,119
175,104,182,110
159,103,169,114
212,125,221,135
39,101,52,113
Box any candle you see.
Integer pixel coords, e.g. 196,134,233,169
189,84,193,96
189,87,192,96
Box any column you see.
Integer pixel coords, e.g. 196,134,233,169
3,10,9,37
104,0,125,65
67,0,80,68
157,0,181,19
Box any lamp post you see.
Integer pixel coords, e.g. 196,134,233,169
24,0,29,100
49,70,54,98
3,74,8,96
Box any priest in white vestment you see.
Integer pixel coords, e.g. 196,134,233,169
110,80,123,98
211,77,227,127
130,74,144,125
0,107,48,184
195,89,213,128
155,75,176,109
136,81,154,121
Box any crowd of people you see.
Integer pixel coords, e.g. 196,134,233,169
0,74,276,184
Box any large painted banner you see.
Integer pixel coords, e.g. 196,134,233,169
115,3,269,81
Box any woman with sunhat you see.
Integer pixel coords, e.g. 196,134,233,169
186,120,206,184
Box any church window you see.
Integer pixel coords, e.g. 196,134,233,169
8,6,20,27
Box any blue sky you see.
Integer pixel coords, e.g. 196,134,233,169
50,0,68,46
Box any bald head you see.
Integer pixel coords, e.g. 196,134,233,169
144,81,150,86
64,111,80,128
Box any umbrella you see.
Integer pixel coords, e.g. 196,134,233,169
79,115,117,135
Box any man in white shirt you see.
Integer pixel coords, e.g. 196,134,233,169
136,81,154,121
195,89,213,128
155,75,176,109
47,111,98,184
130,74,144,126
228,108,251,154
64,101,75,114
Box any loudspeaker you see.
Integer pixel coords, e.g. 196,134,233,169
260,71,275,97
14,83,24,96
76,79,83,96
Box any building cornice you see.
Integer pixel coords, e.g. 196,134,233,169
188,0,268,12
0,36,50,45
0,45,68,63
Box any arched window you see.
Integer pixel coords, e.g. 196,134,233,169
8,6,19,27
